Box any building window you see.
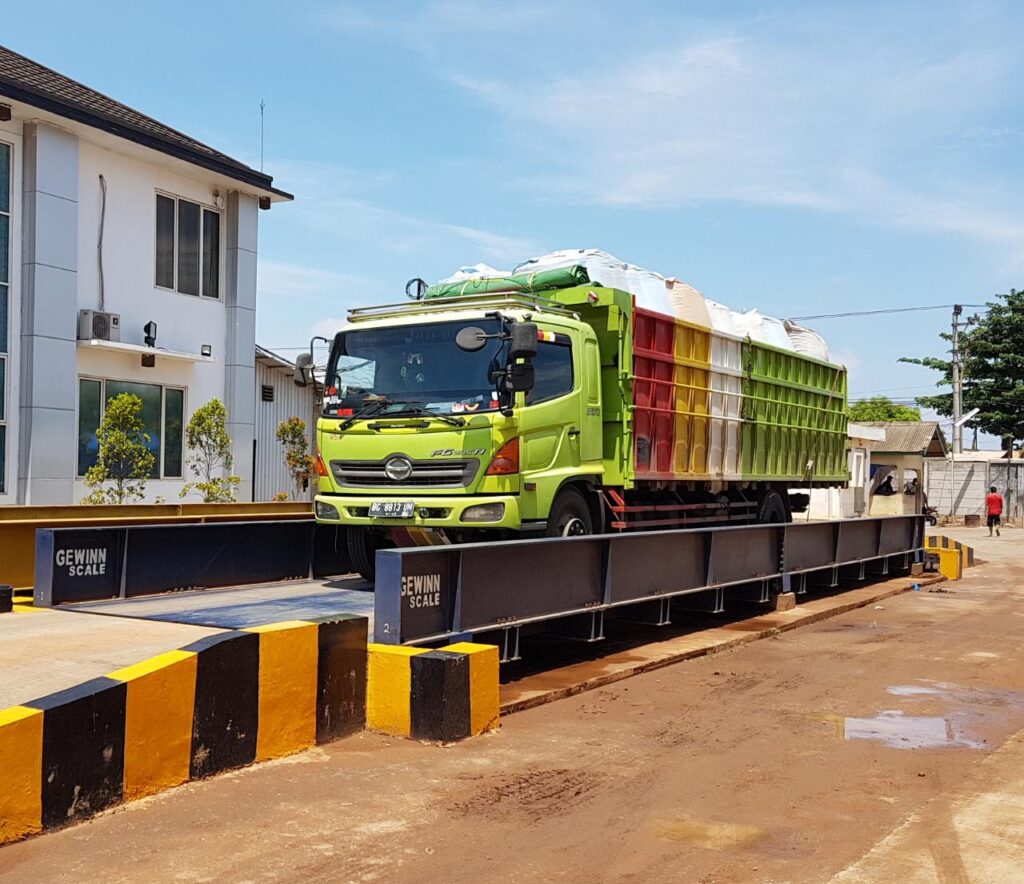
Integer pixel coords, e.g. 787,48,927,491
77,378,185,479
0,141,10,493
155,193,220,298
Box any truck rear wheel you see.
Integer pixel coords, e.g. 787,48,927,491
757,490,789,524
347,527,391,584
546,488,594,537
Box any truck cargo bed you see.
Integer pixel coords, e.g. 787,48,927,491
554,287,848,489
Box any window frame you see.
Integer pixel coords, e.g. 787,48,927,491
526,339,575,406
0,138,11,494
76,376,187,479
153,190,222,299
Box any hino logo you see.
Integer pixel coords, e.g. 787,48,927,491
432,448,486,457
384,456,413,481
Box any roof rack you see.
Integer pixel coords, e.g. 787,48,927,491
347,291,582,322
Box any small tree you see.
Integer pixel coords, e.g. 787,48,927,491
848,396,921,422
277,416,317,499
180,399,240,502
81,393,155,504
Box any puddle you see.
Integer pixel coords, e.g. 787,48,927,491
887,681,1024,707
654,816,768,850
845,710,983,749
840,681,1024,750
887,685,946,697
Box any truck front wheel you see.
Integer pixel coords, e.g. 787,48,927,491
347,527,392,584
546,488,594,537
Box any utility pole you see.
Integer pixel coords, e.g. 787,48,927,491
951,304,963,456
259,99,266,172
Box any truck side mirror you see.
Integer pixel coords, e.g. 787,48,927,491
456,326,488,351
509,322,538,359
509,361,535,393
294,352,313,387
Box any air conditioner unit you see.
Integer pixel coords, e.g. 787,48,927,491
78,310,121,342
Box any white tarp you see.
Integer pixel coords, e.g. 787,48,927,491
436,248,831,360
783,320,830,361
436,263,510,283
513,249,670,311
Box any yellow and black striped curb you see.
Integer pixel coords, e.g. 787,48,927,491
0,614,366,845
366,642,499,742
925,535,975,579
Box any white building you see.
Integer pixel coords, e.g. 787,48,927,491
254,345,318,502
0,46,291,504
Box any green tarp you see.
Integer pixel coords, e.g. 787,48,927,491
424,265,591,299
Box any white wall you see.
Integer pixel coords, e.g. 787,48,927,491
926,458,990,518
0,118,23,505
253,359,317,501
70,142,232,502
77,140,228,360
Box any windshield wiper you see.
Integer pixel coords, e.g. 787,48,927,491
390,403,467,427
337,398,392,430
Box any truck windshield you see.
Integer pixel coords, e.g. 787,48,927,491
322,319,505,417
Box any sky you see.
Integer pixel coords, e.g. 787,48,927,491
6,1,1024,438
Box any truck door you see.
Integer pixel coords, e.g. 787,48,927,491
519,336,581,482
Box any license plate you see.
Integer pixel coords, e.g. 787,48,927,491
369,500,416,519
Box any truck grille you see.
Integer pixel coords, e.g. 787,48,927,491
330,458,479,488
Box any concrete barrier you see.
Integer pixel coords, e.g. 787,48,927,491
0,613,366,845
0,501,313,592
933,547,963,580
367,642,499,742
925,535,975,576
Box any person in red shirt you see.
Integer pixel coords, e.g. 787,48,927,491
986,486,1003,537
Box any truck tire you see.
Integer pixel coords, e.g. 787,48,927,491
546,488,594,537
757,491,789,524
347,527,390,584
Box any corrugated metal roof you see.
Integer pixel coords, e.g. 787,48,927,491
0,45,291,199
859,421,948,456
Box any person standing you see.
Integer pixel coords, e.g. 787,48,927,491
985,485,1003,537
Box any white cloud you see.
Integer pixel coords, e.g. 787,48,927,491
258,260,378,305
434,8,1024,258
293,192,535,263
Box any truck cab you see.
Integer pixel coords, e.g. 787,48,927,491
307,294,604,580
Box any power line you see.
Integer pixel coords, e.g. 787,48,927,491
788,303,987,321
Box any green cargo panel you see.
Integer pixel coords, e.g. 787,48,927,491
739,340,848,482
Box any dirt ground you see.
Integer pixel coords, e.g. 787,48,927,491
2,527,1022,883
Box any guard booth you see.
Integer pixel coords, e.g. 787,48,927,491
861,421,947,516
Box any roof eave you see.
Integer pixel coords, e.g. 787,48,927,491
0,79,293,202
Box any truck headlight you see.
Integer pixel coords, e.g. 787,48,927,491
315,500,340,520
461,502,506,523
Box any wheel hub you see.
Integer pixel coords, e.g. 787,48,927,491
561,517,588,537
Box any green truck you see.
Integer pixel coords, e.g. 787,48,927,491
298,274,848,581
